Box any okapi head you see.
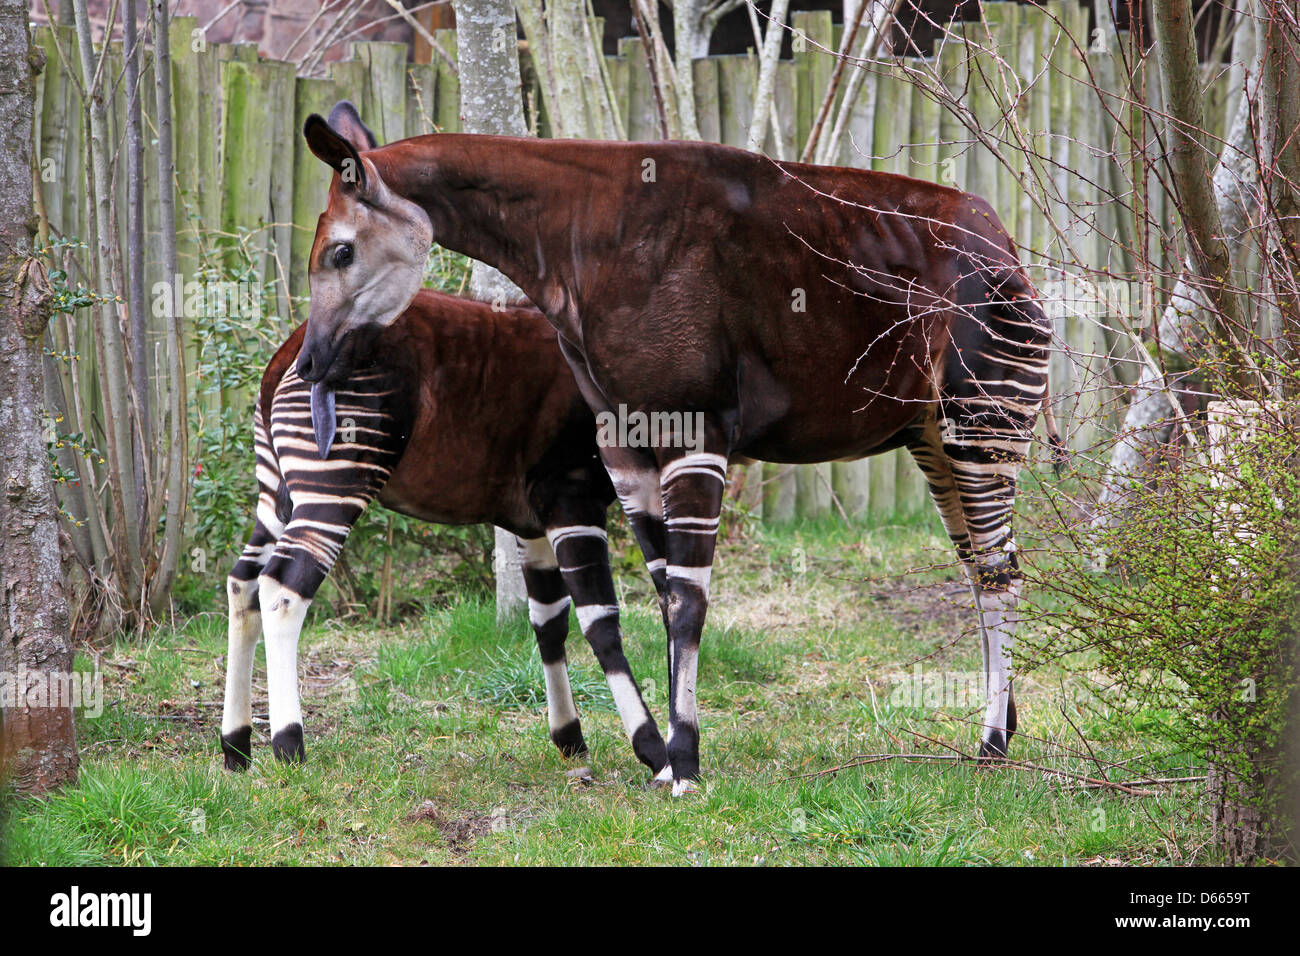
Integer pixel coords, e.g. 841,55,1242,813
300,101,432,389
300,101,432,455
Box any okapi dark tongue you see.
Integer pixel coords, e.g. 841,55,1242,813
309,380,337,459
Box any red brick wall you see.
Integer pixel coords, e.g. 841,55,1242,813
29,0,418,63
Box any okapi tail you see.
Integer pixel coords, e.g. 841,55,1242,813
1040,404,1069,476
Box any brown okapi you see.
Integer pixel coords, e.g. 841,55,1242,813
299,101,1060,795
220,287,667,773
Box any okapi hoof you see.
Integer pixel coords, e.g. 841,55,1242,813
221,726,253,772
632,723,668,775
648,764,674,789
550,719,588,758
271,723,306,763
977,731,1009,763
671,778,701,798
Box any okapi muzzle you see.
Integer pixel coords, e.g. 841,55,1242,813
299,320,382,458
298,100,431,456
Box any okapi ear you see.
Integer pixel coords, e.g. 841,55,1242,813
304,113,368,192
327,99,379,151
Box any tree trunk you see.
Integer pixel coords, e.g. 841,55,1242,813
148,0,188,618
0,0,79,794
744,0,790,153
72,0,144,609
1257,2,1300,388
1151,0,1248,350
1094,0,1260,529
671,0,703,140
454,0,530,620
124,0,149,544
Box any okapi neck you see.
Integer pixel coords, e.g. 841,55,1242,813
369,134,624,327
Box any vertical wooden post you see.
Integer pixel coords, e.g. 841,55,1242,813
434,28,461,132
621,35,655,141
405,62,437,137
355,41,409,147
692,55,721,143
291,76,340,303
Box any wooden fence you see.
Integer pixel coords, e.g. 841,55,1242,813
32,7,1218,525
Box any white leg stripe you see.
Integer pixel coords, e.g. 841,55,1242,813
575,603,618,632
546,525,608,547
543,660,578,730
660,453,727,485
671,642,700,729
529,596,570,627
667,564,713,593
608,466,664,519
606,672,650,742
519,536,557,570
255,500,287,539
259,577,309,735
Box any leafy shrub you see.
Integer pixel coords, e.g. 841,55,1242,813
1019,407,1299,861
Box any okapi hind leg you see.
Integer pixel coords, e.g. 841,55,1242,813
971,574,1021,759
222,522,280,771
908,415,1023,761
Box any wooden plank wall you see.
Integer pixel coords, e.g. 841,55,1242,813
32,3,1184,525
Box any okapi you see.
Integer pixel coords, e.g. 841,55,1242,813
220,287,667,773
299,101,1059,795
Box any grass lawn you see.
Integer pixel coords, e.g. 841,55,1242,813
1,511,1215,866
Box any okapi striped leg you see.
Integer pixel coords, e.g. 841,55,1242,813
222,399,287,770
518,536,587,757
657,449,728,796
222,522,280,770
259,574,310,763
256,506,370,764
604,458,670,601
909,411,1027,760
543,522,668,773
600,452,676,783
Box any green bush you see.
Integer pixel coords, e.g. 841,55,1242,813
1019,410,1299,861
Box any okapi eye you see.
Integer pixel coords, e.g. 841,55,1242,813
333,243,354,268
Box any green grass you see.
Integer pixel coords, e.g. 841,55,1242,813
0,513,1215,866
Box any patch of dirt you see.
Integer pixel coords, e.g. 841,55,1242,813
405,800,493,856
869,578,973,635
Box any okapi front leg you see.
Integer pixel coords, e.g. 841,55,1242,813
256,511,355,764
518,536,587,757
222,523,280,770
657,450,728,796
544,519,668,775
597,449,674,782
